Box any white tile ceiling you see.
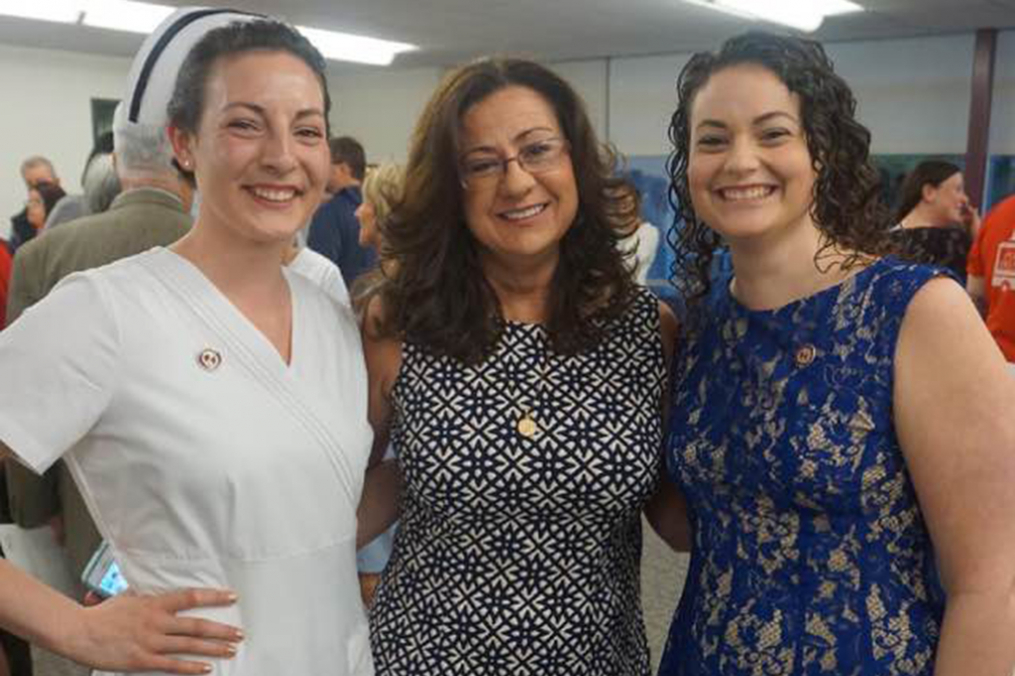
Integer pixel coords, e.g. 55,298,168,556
0,0,1012,71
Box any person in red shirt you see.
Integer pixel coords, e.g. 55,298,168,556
0,243,11,330
967,193,1015,365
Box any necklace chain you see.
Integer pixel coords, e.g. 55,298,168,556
516,334,549,439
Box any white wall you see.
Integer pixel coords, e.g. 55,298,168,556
988,30,1015,156
327,66,443,163
0,44,131,238
825,34,975,154
603,34,976,158
607,53,692,157
547,59,609,140
0,31,998,238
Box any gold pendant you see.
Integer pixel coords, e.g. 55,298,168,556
517,414,538,438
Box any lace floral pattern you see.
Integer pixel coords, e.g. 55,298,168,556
660,258,949,676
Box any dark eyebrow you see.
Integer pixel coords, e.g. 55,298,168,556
695,119,727,132
222,102,325,121
695,111,799,132
753,111,798,125
515,126,556,143
461,125,558,156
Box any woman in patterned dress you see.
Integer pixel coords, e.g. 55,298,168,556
356,58,680,675
656,32,1015,675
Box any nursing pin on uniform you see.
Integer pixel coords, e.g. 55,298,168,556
198,348,222,372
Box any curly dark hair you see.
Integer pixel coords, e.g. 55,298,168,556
371,57,640,364
893,159,962,224
667,31,892,306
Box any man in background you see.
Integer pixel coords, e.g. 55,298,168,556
307,136,376,287
967,193,1015,374
8,157,59,253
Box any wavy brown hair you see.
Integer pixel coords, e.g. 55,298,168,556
893,159,961,224
370,57,639,364
667,31,892,307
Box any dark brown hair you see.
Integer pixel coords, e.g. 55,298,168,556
893,160,962,224
329,136,366,181
370,57,639,364
167,20,330,182
667,31,892,305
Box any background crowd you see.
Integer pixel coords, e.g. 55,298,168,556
0,7,1013,676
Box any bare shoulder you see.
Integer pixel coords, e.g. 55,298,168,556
893,276,1015,594
360,294,403,397
895,274,1015,458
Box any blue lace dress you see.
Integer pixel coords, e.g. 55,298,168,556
660,258,948,676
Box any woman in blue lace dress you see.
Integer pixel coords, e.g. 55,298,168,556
655,32,1015,675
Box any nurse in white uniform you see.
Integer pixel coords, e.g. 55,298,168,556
0,15,374,676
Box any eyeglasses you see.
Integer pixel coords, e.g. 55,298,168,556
459,137,569,189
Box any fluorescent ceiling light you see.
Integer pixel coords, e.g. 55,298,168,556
686,0,863,32
0,1,418,66
0,1,82,23
297,25,417,66
80,0,174,34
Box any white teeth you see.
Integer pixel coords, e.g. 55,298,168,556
502,204,546,221
721,186,774,201
251,187,296,202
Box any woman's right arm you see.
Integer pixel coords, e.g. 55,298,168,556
0,553,240,674
644,302,693,552
355,300,404,548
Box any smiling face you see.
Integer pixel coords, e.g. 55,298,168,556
925,172,969,226
170,49,330,246
25,189,45,229
458,85,578,270
688,64,817,247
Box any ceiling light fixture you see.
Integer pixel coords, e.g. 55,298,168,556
80,0,174,34
0,1,82,23
0,1,418,66
296,25,417,66
685,0,864,33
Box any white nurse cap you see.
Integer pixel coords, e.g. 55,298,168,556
119,6,264,129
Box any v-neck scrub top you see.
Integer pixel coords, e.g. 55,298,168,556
0,248,375,675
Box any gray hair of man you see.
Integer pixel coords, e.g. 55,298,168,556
19,155,57,181
82,153,121,213
111,102,177,182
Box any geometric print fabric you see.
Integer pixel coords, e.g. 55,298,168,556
370,288,666,675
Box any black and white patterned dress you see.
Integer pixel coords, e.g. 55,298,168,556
370,289,665,675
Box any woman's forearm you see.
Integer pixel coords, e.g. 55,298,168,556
934,588,1015,676
0,559,82,655
643,479,693,553
357,460,402,549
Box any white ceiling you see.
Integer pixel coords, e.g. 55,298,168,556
1,0,1014,72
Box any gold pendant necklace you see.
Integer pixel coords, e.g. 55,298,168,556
516,408,538,438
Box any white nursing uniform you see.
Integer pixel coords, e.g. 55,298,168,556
287,247,350,308
0,247,374,675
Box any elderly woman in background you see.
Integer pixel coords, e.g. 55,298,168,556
25,182,66,234
350,162,405,609
891,159,979,282
82,153,122,216
354,162,404,254
358,57,678,675
44,132,121,230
